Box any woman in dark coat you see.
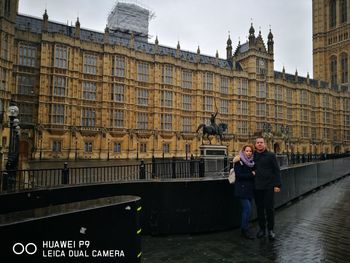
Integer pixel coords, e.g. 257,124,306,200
233,144,256,239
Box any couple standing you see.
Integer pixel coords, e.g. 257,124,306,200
233,137,281,240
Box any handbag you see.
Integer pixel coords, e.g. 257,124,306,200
228,168,236,184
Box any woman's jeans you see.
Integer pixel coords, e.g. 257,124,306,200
239,198,252,231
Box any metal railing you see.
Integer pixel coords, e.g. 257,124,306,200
0,158,204,193
1,153,349,193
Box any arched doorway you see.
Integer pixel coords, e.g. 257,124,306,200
274,142,281,153
334,145,341,154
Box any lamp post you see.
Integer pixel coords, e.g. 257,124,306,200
3,101,20,191
74,135,77,161
281,125,289,153
39,131,43,160
262,122,273,149
136,142,139,160
185,141,189,160
280,124,290,165
107,139,110,161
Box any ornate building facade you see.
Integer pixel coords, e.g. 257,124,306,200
313,0,350,85
0,0,349,163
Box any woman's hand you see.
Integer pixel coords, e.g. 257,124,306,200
252,171,256,176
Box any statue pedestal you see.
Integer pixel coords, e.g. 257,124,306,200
199,145,228,177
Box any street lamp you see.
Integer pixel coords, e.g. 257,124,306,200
107,139,110,161
74,137,78,161
136,142,139,160
39,132,43,160
3,101,20,191
262,122,273,149
281,125,289,153
185,142,189,160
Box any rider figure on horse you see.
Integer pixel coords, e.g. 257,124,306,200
210,110,219,135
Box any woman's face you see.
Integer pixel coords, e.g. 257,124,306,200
244,147,253,158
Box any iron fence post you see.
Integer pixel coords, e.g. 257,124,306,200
62,162,69,184
139,160,146,179
199,158,205,177
152,155,156,179
190,154,194,177
171,156,176,179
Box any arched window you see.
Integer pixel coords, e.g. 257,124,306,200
340,0,347,23
330,56,337,85
4,0,11,16
341,53,348,84
330,0,337,28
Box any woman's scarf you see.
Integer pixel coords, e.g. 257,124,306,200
239,150,255,168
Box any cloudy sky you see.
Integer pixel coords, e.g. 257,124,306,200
19,0,312,77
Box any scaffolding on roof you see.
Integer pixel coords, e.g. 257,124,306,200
107,1,155,37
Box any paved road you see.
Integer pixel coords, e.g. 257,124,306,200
142,175,350,263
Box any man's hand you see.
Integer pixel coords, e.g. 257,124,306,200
274,187,281,193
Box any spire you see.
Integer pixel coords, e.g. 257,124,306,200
268,28,273,40
249,23,255,47
104,25,109,44
196,46,200,63
42,9,48,32
227,34,232,46
129,32,135,49
249,23,255,35
176,41,181,58
216,50,219,58
267,28,274,54
75,17,80,28
226,34,232,60
75,17,81,38
154,36,159,53
295,68,299,82
43,9,48,20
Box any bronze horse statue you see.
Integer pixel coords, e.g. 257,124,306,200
196,123,228,144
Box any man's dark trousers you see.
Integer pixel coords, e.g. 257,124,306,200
255,189,275,231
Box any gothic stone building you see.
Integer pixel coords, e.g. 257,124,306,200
0,0,349,164
313,0,350,85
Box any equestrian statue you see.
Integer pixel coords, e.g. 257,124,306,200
196,110,228,144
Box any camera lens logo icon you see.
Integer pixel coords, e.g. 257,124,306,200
13,243,37,255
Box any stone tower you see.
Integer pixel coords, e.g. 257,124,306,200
313,0,350,85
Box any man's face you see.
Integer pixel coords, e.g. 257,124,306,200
255,138,265,152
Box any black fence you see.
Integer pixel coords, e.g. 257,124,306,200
0,157,204,193
288,152,350,165
1,152,349,194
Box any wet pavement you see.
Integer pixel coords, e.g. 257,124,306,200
142,175,350,263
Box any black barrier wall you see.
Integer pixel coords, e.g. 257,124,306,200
0,158,349,235
0,196,141,263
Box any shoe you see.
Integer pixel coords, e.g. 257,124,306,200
268,230,275,240
256,229,266,238
241,229,255,240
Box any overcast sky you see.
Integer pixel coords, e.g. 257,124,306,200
19,0,312,78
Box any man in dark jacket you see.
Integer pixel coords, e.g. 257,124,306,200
254,137,281,240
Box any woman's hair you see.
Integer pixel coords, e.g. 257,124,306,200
242,144,254,152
